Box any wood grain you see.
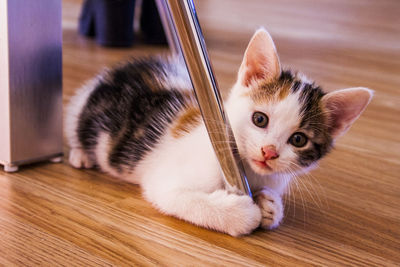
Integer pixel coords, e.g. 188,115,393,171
0,0,399,265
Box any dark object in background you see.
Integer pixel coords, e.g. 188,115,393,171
140,0,168,45
79,0,167,47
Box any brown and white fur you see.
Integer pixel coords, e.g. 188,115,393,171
65,29,373,236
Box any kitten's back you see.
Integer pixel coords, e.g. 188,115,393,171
65,57,197,175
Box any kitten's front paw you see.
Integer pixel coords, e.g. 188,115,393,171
254,188,283,230
209,191,261,236
224,193,262,236
69,148,93,169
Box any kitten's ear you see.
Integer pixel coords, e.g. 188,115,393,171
238,28,281,87
322,87,373,139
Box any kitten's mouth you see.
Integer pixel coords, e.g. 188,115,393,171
252,159,272,171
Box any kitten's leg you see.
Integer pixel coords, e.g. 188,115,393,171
143,187,262,236
254,187,284,229
65,79,99,169
69,148,93,169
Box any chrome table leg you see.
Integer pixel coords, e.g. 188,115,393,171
156,0,252,196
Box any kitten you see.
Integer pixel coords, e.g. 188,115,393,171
65,29,373,236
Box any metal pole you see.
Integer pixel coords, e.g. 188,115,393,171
162,0,252,196
155,0,181,56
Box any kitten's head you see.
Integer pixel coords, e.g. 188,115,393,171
227,29,373,176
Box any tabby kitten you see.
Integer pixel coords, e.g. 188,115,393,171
65,29,373,236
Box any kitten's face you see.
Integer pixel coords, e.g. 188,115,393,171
229,72,331,176
227,28,373,177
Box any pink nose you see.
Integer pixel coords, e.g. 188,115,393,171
262,145,279,160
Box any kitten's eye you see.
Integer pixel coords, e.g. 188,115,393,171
289,132,308,147
252,112,269,128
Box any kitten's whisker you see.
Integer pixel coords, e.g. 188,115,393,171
288,162,324,212
283,174,294,219
297,174,322,210
299,169,328,207
213,147,248,163
287,167,307,224
301,172,324,208
208,140,239,145
291,172,304,221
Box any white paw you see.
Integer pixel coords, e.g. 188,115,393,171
254,188,283,230
213,191,262,237
69,148,93,169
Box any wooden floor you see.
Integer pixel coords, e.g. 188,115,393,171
1,0,399,265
